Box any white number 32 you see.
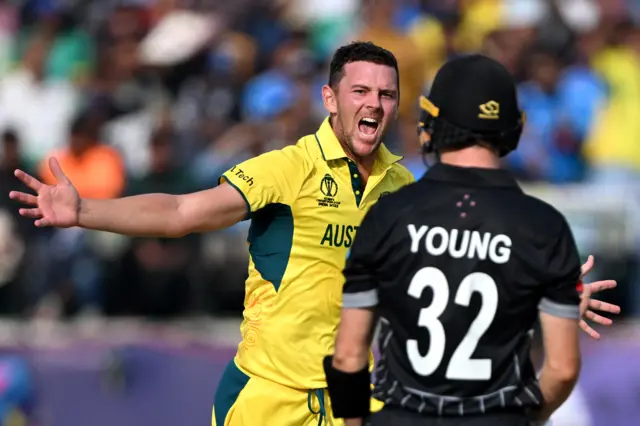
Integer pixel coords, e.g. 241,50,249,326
406,267,498,381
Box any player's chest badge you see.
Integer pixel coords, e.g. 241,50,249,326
316,173,341,208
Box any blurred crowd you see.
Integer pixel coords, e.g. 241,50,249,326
0,0,639,319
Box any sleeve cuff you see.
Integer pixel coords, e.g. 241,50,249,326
342,289,378,309
538,297,580,319
220,174,252,221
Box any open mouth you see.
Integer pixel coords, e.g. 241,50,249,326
358,117,379,137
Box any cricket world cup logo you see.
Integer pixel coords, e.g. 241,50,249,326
320,174,338,197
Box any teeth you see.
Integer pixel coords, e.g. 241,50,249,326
361,118,378,124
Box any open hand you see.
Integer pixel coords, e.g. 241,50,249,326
578,255,621,339
8,157,80,228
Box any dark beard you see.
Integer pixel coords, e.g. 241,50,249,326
329,114,350,146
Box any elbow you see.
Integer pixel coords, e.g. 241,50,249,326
167,196,192,238
545,357,581,384
561,361,581,384
333,346,369,373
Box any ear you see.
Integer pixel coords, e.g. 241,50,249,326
322,84,338,115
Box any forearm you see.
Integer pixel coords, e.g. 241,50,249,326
333,308,375,373
79,194,183,237
326,308,374,423
533,365,579,422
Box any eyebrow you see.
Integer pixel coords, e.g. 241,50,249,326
350,84,398,94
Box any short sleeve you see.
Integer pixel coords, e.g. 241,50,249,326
219,146,308,215
342,203,383,309
538,218,582,319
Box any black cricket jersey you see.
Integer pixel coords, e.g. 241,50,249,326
342,163,582,417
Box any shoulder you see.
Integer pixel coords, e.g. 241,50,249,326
560,66,605,89
46,148,69,160
39,149,67,169
518,191,571,236
252,143,310,169
295,132,327,163
228,143,314,187
389,162,417,186
365,181,419,230
280,132,327,175
92,144,123,160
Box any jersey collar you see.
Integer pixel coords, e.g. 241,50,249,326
423,163,521,189
314,117,403,166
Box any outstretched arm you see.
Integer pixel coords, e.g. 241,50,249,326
10,157,248,237
78,183,247,237
11,147,309,237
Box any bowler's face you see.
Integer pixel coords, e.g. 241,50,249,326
324,61,399,159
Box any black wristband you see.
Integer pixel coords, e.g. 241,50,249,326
323,355,371,419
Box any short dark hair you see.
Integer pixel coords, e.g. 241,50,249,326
328,41,399,90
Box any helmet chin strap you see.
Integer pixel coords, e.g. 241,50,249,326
420,148,439,169
418,130,438,169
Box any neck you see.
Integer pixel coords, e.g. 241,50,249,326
351,150,376,174
439,146,501,169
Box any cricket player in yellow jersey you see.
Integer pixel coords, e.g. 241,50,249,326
211,42,414,425
9,41,412,426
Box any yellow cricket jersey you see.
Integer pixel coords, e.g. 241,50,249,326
219,117,415,390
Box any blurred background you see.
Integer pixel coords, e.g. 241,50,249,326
0,0,638,424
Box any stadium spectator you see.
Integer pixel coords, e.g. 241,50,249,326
0,30,80,171
38,113,125,200
506,43,606,183
584,21,640,185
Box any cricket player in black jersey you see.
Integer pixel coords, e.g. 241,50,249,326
323,54,621,426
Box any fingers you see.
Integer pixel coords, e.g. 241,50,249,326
8,191,38,206
579,319,601,340
580,255,594,278
18,208,42,219
586,280,617,294
13,169,43,192
17,208,50,227
584,310,613,326
588,299,621,314
49,157,70,184
34,218,51,227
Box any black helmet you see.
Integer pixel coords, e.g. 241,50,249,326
418,54,525,157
